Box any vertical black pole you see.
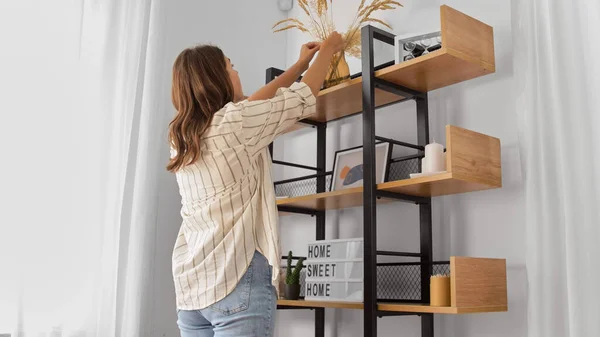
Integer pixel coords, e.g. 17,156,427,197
361,25,377,337
416,95,433,337
265,68,275,85
416,94,430,169
315,124,326,337
316,124,326,194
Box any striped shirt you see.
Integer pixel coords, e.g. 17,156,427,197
171,82,317,310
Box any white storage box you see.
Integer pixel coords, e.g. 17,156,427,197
305,259,363,280
305,279,363,302
307,238,363,260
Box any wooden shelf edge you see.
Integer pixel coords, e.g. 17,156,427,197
276,186,363,207
378,172,454,190
277,300,507,314
277,172,501,213
277,299,364,310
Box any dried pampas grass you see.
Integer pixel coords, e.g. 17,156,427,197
272,0,402,59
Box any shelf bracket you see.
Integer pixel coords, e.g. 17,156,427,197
375,135,424,151
377,251,423,258
376,190,430,204
277,205,319,216
374,78,425,100
377,311,421,318
277,305,315,310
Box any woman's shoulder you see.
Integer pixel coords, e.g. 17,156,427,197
201,104,243,139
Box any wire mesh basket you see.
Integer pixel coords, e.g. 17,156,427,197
274,157,421,199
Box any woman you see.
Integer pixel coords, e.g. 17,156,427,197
167,32,344,337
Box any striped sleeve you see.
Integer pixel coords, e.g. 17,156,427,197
229,82,317,154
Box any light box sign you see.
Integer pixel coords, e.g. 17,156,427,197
306,260,363,280
307,238,363,260
305,280,363,302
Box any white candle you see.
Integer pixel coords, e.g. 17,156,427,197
421,156,430,173
424,142,445,173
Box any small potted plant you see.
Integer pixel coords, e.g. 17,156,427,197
284,251,305,300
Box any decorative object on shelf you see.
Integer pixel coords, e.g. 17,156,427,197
430,274,451,307
409,141,446,178
423,141,445,173
394,31,442,64
271,0,403,88
305,279,363,302
308,238,363,260
284,251,305,300
305,238,364,302
330,142,390,191
278,269,287,299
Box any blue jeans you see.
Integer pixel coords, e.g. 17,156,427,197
177,251,278,337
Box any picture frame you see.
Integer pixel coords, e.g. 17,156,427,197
330,142,391,191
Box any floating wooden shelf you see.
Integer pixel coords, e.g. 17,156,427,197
277,300,506,314
277,257,508,315
277,299,364,310
292,5,495,125
278,125,501,213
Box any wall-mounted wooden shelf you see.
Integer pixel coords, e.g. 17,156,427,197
277,299,364,310
296,5,495,124
278,125,501,213
277,300,507,314
277,257,508,315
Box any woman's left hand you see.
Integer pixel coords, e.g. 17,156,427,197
297,42,321,72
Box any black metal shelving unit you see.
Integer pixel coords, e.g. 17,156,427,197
267,25,443,337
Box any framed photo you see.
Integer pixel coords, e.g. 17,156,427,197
330,142,391,191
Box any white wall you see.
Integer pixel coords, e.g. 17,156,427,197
277,1,526,336
151,2,288,336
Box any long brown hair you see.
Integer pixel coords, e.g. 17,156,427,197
167,45,234,172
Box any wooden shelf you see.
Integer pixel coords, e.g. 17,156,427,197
277,257,508,315
277,300,506,314
277,172,494,212
296,5,494,124
278,125,501,213
277,299,364,310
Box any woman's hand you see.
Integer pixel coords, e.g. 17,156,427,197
297,42,321,72
321,31,344,56
299,31,346,96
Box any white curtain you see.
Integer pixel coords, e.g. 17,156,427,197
0,0,169,336
513,0,600,336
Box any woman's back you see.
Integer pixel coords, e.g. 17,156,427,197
168,34,344,336
171,82,317,310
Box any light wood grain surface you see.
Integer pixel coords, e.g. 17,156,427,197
451,257,508,308
312,81,403,122
441,5,495,71
277,124,504,214
277,300,507,314
446,125,502,188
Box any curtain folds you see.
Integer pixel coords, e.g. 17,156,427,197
513,0,600,336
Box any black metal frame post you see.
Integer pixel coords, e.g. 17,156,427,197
416,95,434,337
266,69,326,337
315,124,326,337
361,24,378,337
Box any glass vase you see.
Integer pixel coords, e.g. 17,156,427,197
323,52,351,89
